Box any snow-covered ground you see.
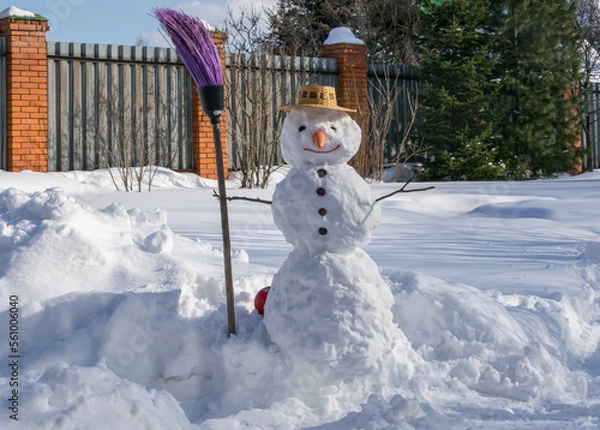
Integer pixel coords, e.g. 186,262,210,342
0,167,599,429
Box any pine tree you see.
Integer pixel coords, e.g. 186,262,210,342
494,0,583,179
417,0,583,180
416,0,506,180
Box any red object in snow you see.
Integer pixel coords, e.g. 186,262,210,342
254,287,270,315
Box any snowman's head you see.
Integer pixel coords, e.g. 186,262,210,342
280,107,362,168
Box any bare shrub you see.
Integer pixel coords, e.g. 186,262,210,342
87,71,184,192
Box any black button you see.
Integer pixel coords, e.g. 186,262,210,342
317,169,327,177
318,227,328,235
316,187,326,196
318,208,327,216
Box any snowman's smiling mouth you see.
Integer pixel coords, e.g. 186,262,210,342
304,144,341,154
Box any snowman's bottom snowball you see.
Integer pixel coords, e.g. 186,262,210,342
264,248,415,383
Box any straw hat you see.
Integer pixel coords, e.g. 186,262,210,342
279,84,356,112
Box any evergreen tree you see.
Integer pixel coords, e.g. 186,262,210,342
417,0,583,180
416,0,506,180
494,0,583,179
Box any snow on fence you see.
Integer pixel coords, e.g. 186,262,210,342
47,42,195,172
0,36,6,170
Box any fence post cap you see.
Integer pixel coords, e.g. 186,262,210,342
0,6,47,21
323,27,365,46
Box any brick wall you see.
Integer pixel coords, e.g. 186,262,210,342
320,44,368,118
0,17,49,172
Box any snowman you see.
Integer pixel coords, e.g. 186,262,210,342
261,85,409,381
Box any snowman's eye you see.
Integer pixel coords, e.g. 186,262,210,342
299,126,306,132
331,126,337,131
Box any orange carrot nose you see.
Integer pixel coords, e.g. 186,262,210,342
312,131,326,149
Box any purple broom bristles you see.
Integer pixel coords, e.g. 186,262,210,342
153,8,223,88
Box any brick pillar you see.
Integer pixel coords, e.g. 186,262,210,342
191,32,228,179
321,39,368,121
0,15,49,172
320,31,369,174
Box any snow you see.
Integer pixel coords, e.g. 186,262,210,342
323,27,365,46
0,166,599,428
0,6,35,19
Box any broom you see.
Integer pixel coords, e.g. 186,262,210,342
154,8,236,335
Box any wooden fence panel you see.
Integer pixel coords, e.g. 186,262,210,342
583,83,600,170
47,42,194,172
0,37,6,170
47,44,339,173
225,53,337,169
367,64,422,165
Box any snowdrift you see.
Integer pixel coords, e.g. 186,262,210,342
0,169,599,429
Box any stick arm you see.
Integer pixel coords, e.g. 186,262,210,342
213,191,272,205
375,177,435,203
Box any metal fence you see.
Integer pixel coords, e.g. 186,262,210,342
583,82,600,170
47,42,194,172
225,56,422,170
0,37,6,170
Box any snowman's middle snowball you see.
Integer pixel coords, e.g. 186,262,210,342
272,164,381,256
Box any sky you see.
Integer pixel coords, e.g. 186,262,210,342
10,0,275,46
